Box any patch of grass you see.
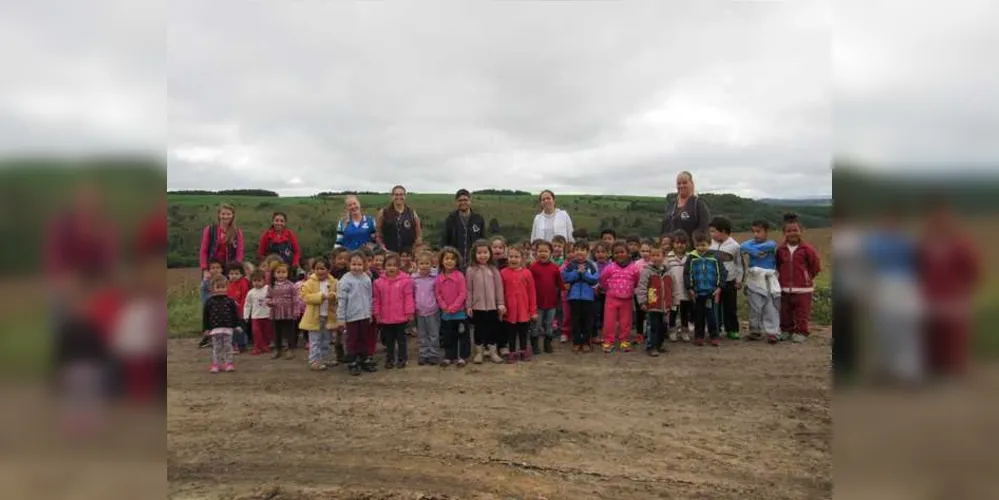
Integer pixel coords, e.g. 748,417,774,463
0,312,49,375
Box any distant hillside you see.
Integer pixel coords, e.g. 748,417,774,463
167,192,831,268
758,197,832,207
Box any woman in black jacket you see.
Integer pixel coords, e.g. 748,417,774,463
661,171,711,241
441,189,485,269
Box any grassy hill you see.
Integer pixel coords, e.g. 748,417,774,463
167,192,831,268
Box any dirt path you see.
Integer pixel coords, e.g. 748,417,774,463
167,331,831,500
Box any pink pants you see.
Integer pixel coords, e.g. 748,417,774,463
561,294,572,337
602,296,633,344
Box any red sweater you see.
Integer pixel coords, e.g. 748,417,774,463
501,267,537,323
258,227,301,266
227,277,251,314
776,242,822,292
529,260,564,310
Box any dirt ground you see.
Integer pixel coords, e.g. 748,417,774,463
167,328,831,500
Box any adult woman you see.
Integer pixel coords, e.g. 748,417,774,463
198,203,244,277
335,195,377,251
529,190,575,244
257,211,301,267
376,185,422,253
661,171,711,241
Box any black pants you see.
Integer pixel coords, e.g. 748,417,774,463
471,310,501,346
442,319,471,360
718,281,739,334
693,295,720,340
671,300,693,329
273,319,298,351
647,311,667,349
506,322,530,352
833,296,856,385
569,300,594,345
594,294,605,336
381,323,408,362
633,297,645,335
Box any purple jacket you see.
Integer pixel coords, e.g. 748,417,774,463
411,270,439,316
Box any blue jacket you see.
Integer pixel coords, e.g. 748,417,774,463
561,259,599,301
683,250,727,296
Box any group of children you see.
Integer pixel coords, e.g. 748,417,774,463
200,212,821,374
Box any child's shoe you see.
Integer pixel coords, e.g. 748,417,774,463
693,338,705,346
499,347,510,358
780,332,792,341
284,350,296,360
348,362,361,376
310,362,327,371
582,344,592,353
791,333,807,344
506,351,517,364
439,359,451,368
384,360,395,370
224,363,235,372
417,358,427,366
560,333,568,343
602,342,613,353
251,347,263,356
710,338,721,347
767,334,779,344
571,345,582,353
727,332,741,340
747,332,763,341
668,331,678,342
620,341,631,353
208,364,219,374
530,337,541,355
646,348,660,357
271,350,282,359
488,345,503,363
198,336,211,348
361,357,378,372
519,349,531,361
397,360,407,369
543,337,554,353
472,346,484,364
455,358,467,368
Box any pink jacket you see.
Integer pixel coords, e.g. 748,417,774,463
293,280,306,317
599,260,640,300
501,267,537,324
435,269,467,315
372,272,415,325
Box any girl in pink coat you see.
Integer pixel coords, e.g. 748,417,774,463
500,247,537,362
373,254,415,369
599,242,641,353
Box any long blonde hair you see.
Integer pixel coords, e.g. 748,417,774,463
341,195,361,226
677,171,696,196
217,203,237,245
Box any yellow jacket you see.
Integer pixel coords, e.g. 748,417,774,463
298,274,340,331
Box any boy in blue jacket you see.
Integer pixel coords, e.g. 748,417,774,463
683,230,727,346
562,241,600,352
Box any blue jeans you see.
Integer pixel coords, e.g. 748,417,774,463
533,308,557,338
308,316,332,364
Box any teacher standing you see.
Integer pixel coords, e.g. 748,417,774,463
530,190,575,244
376,185,422,253
661,171,710,241
335,195,377,251
441,188,486,269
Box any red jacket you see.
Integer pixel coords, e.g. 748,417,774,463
501,267,537,324
918,236,979,302
258,227,301,266
776,242,821,292
529,260,564,310
227,277,251,314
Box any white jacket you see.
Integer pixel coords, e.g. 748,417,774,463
243,286,272,320
530,209,575,243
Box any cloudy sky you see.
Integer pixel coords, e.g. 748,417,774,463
1,1,996,198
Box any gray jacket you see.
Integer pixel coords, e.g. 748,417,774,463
336,272,373,323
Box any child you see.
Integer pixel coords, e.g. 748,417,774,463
633,238,652,346
709,216,744,340
466,239,506,364
551,235,567,267
429,247,441,272
372,249,386,275
202,276,239,373
436,247,469,367
684,230,727,346
337,251,377,375
268,262,299,359
600,229,616,247
294,268,308,348
599,242,640,353
591,242,610,344
330,247,350,280
660,234,673,251
299,258,339,370
491,236,509,270
226,262,251,353
198,259,225,348
500,246,537,362
412,251,440,365
373,253,415,369
666,231,692,342
549,235,568,342
740,220,781,343
561,241,599,352
626,236,641,261
528,240,563,354
242,269,273,355
636,243,673,356
776,213,822,343
400,249,416,275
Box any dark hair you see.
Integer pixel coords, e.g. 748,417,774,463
611,241,628,254
572,228,589,240
228,261,244,275
708,215,733,235
671,230,688,243
470,239,494,266
207,259,224,269
313,257,331,270
331,247,349,260
649,243,665,253
373,248,386,257
383,252,401,268
534,240,552,252
539,189,556,203
271,211,288,222
783,212,801,228
400,249,412,257
551,235,567,245
600,228,616,239
625,235,640,244
507,246,525,258
593,242,608,254
210,275,228,289
348,250,366,263
751,219,771,231
572,240,589,251
382,185,408,225
250,269,266,281
439,246,462,268
360,247,374,258
640,237,655,246
692,229,711,244
455,189,470,200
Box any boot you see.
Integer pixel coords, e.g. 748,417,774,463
530,337,541,355
334,342,345,363
361,356,378,372
488,345,503,363
543,337,554,354
472,345,484,364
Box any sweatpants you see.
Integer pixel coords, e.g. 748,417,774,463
716,281,739,334
594,294,605,337
693,295,719,340
345,318,373,360
441,318,471,361
471,310,501,346
366,321,379,354
747,289,781,336
780,293,813,335
533,308,556,338
273,319,298,352
251,318,274,352
381,323,408,363
417,313,441,361
647,311,667,350
602,296,633,345
211,333,233,365
506,322,530,353
569,300,594,345
307,317,332,364
632,297,646,339
672,300,693,330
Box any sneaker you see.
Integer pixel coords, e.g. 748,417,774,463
582,344,592,353
656,345,667,353
361,358,378,372
620,341,632,353
668,332,678,342
571,345,582,353
711,338,721,347
348,363,361,376
602,342,613,353
456,358,467,367
385,360,395,370
693,338,705,346
397,360,407,369
687,324,695,334
224,363,235,372
727,332,741,340
208,364,219,373
198,337,211,348
792,333,807,343
747,332,763,341
680,332,691,342
767,334,779,344
519,350,531,361
560,334,568,343
284,350,296,360
506,352,517,364
271,350,282,359
780,332,792,341
310,362,327,371
472,346,484,364
635,334,644,346
417,358,428,366
647,349,660,357
440,359,451,368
